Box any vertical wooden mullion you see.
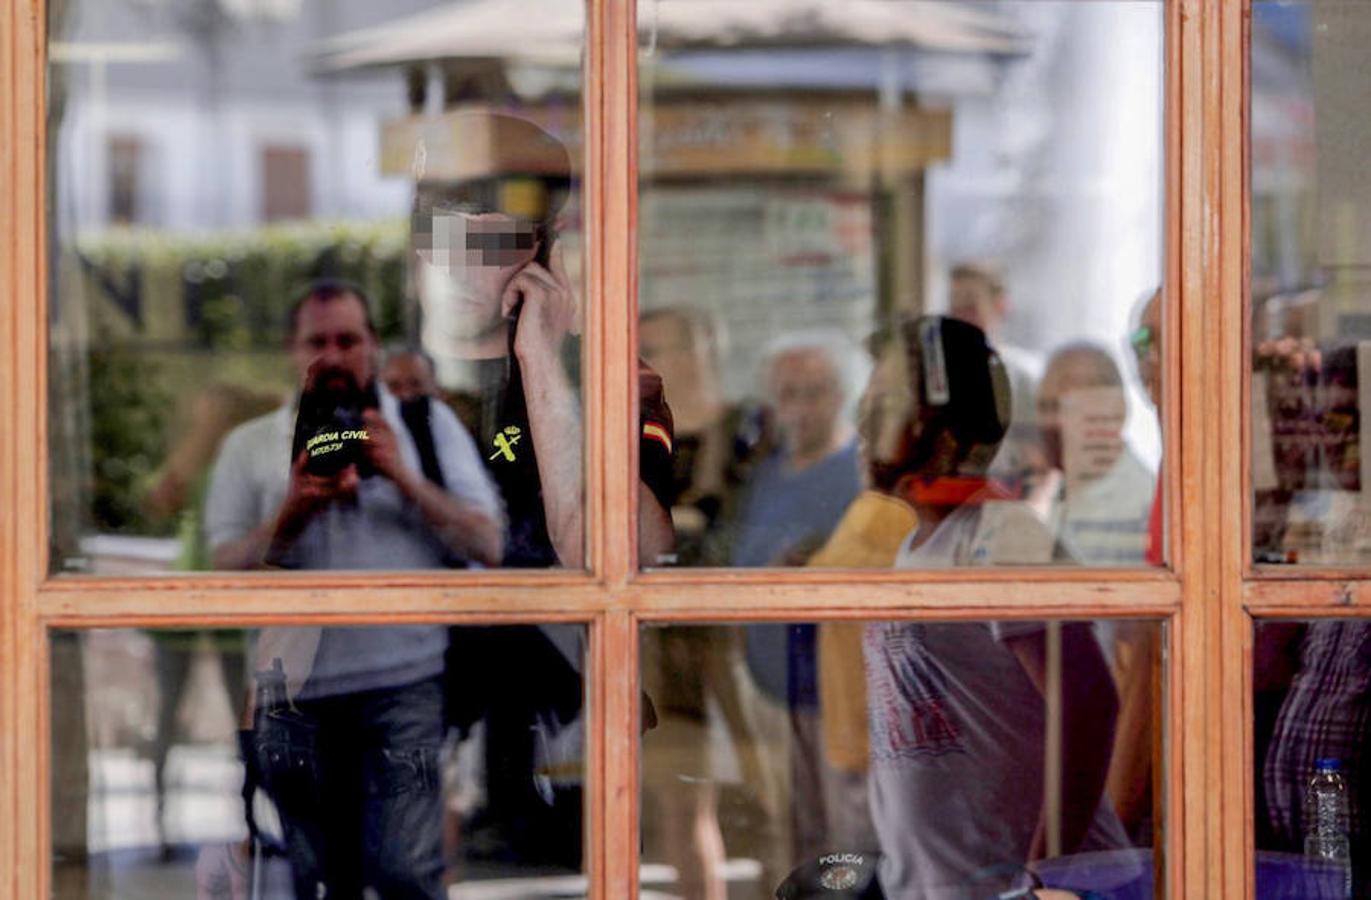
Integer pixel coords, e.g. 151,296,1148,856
1172,0,1200,891
0,2,1241,899
1164,0,1188,585
593,609,639,899
0,0,16,887
584,0,640,896
4,0,49,897
1160,4,1187,893
584,0,607,582
1175,0,1222,895
1219,0,1254,897
1174,0,1253,897
587,0,639,587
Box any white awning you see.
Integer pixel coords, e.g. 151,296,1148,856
311,0,1026,73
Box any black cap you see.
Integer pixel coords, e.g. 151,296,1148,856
775,852,886,899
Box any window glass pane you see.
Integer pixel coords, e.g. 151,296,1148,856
637,1,1166,570
641,619,1165,898
1250,1,1371,567
1254,619,1371,897
51,625,588,898
47,1,589,575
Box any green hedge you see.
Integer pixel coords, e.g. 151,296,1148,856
61,219,412,538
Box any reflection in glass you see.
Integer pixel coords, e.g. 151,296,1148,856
638,1,1165,569
51,626,587,899
641,619,1164,898
1251,2,1371,567
47,0,592,574
643,312,1170,896
1254,620,1371,898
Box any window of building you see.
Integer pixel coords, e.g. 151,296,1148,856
107,133,142,225
259,144,312,223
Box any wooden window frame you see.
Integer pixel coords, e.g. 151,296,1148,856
0,1,1280,897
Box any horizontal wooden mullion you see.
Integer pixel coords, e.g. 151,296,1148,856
35,582,615,621
42,563,1179,595
628,577,1180,618
41,570,598,594
1244,579,1371,614
1249,564,1371,582
40,611,599,631
36,574,1181,623
637,565,1178,587
633,604,1179,624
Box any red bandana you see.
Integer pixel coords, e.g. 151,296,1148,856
899,476,1015,507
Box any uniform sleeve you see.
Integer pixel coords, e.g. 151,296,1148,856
430,400,506,526
203,426,262,553
638,360,676,511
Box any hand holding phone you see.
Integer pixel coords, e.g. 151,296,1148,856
502,241,579,365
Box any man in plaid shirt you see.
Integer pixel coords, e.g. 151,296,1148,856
1261,620,1371,895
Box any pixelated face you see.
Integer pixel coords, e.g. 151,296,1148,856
948,274,1005,333
769,348,844,459
857,341,919,487
381,354,437,404
414,210,541,342
1036,353,1124,471
290,294,377,393
640,313,708,398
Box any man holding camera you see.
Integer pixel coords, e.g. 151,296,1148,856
204,278,503,899
208,278,502,573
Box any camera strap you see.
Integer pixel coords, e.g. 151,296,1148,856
398,396,446,489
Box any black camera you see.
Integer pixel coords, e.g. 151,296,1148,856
291,374,379,477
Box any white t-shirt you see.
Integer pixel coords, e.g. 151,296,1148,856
1054,448,1156,567
204,386,503,698
205,388,502,564
865,504,1128,897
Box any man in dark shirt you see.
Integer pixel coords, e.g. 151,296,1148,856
410,111,675,867
412,112,674,567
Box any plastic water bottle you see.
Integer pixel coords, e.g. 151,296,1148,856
1304,758,1352,898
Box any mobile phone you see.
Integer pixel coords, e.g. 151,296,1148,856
505,231,554,345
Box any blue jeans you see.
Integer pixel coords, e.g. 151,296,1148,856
254,676,445,900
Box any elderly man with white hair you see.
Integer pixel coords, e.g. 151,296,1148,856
731,328,868,568
733,328,871,866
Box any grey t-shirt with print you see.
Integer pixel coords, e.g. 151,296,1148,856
864,503,1129,897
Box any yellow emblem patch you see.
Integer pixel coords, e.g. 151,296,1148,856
489,425,523,461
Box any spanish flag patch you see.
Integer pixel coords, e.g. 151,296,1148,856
642,421,672,453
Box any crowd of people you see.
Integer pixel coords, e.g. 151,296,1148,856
135,109,1164,899
117,110,1366,899
631,265,1168,898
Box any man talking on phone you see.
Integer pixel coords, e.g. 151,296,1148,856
412,111,674,569
410,111,675,865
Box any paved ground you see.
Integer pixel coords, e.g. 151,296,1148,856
66,745,763,899
57,634,767,899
